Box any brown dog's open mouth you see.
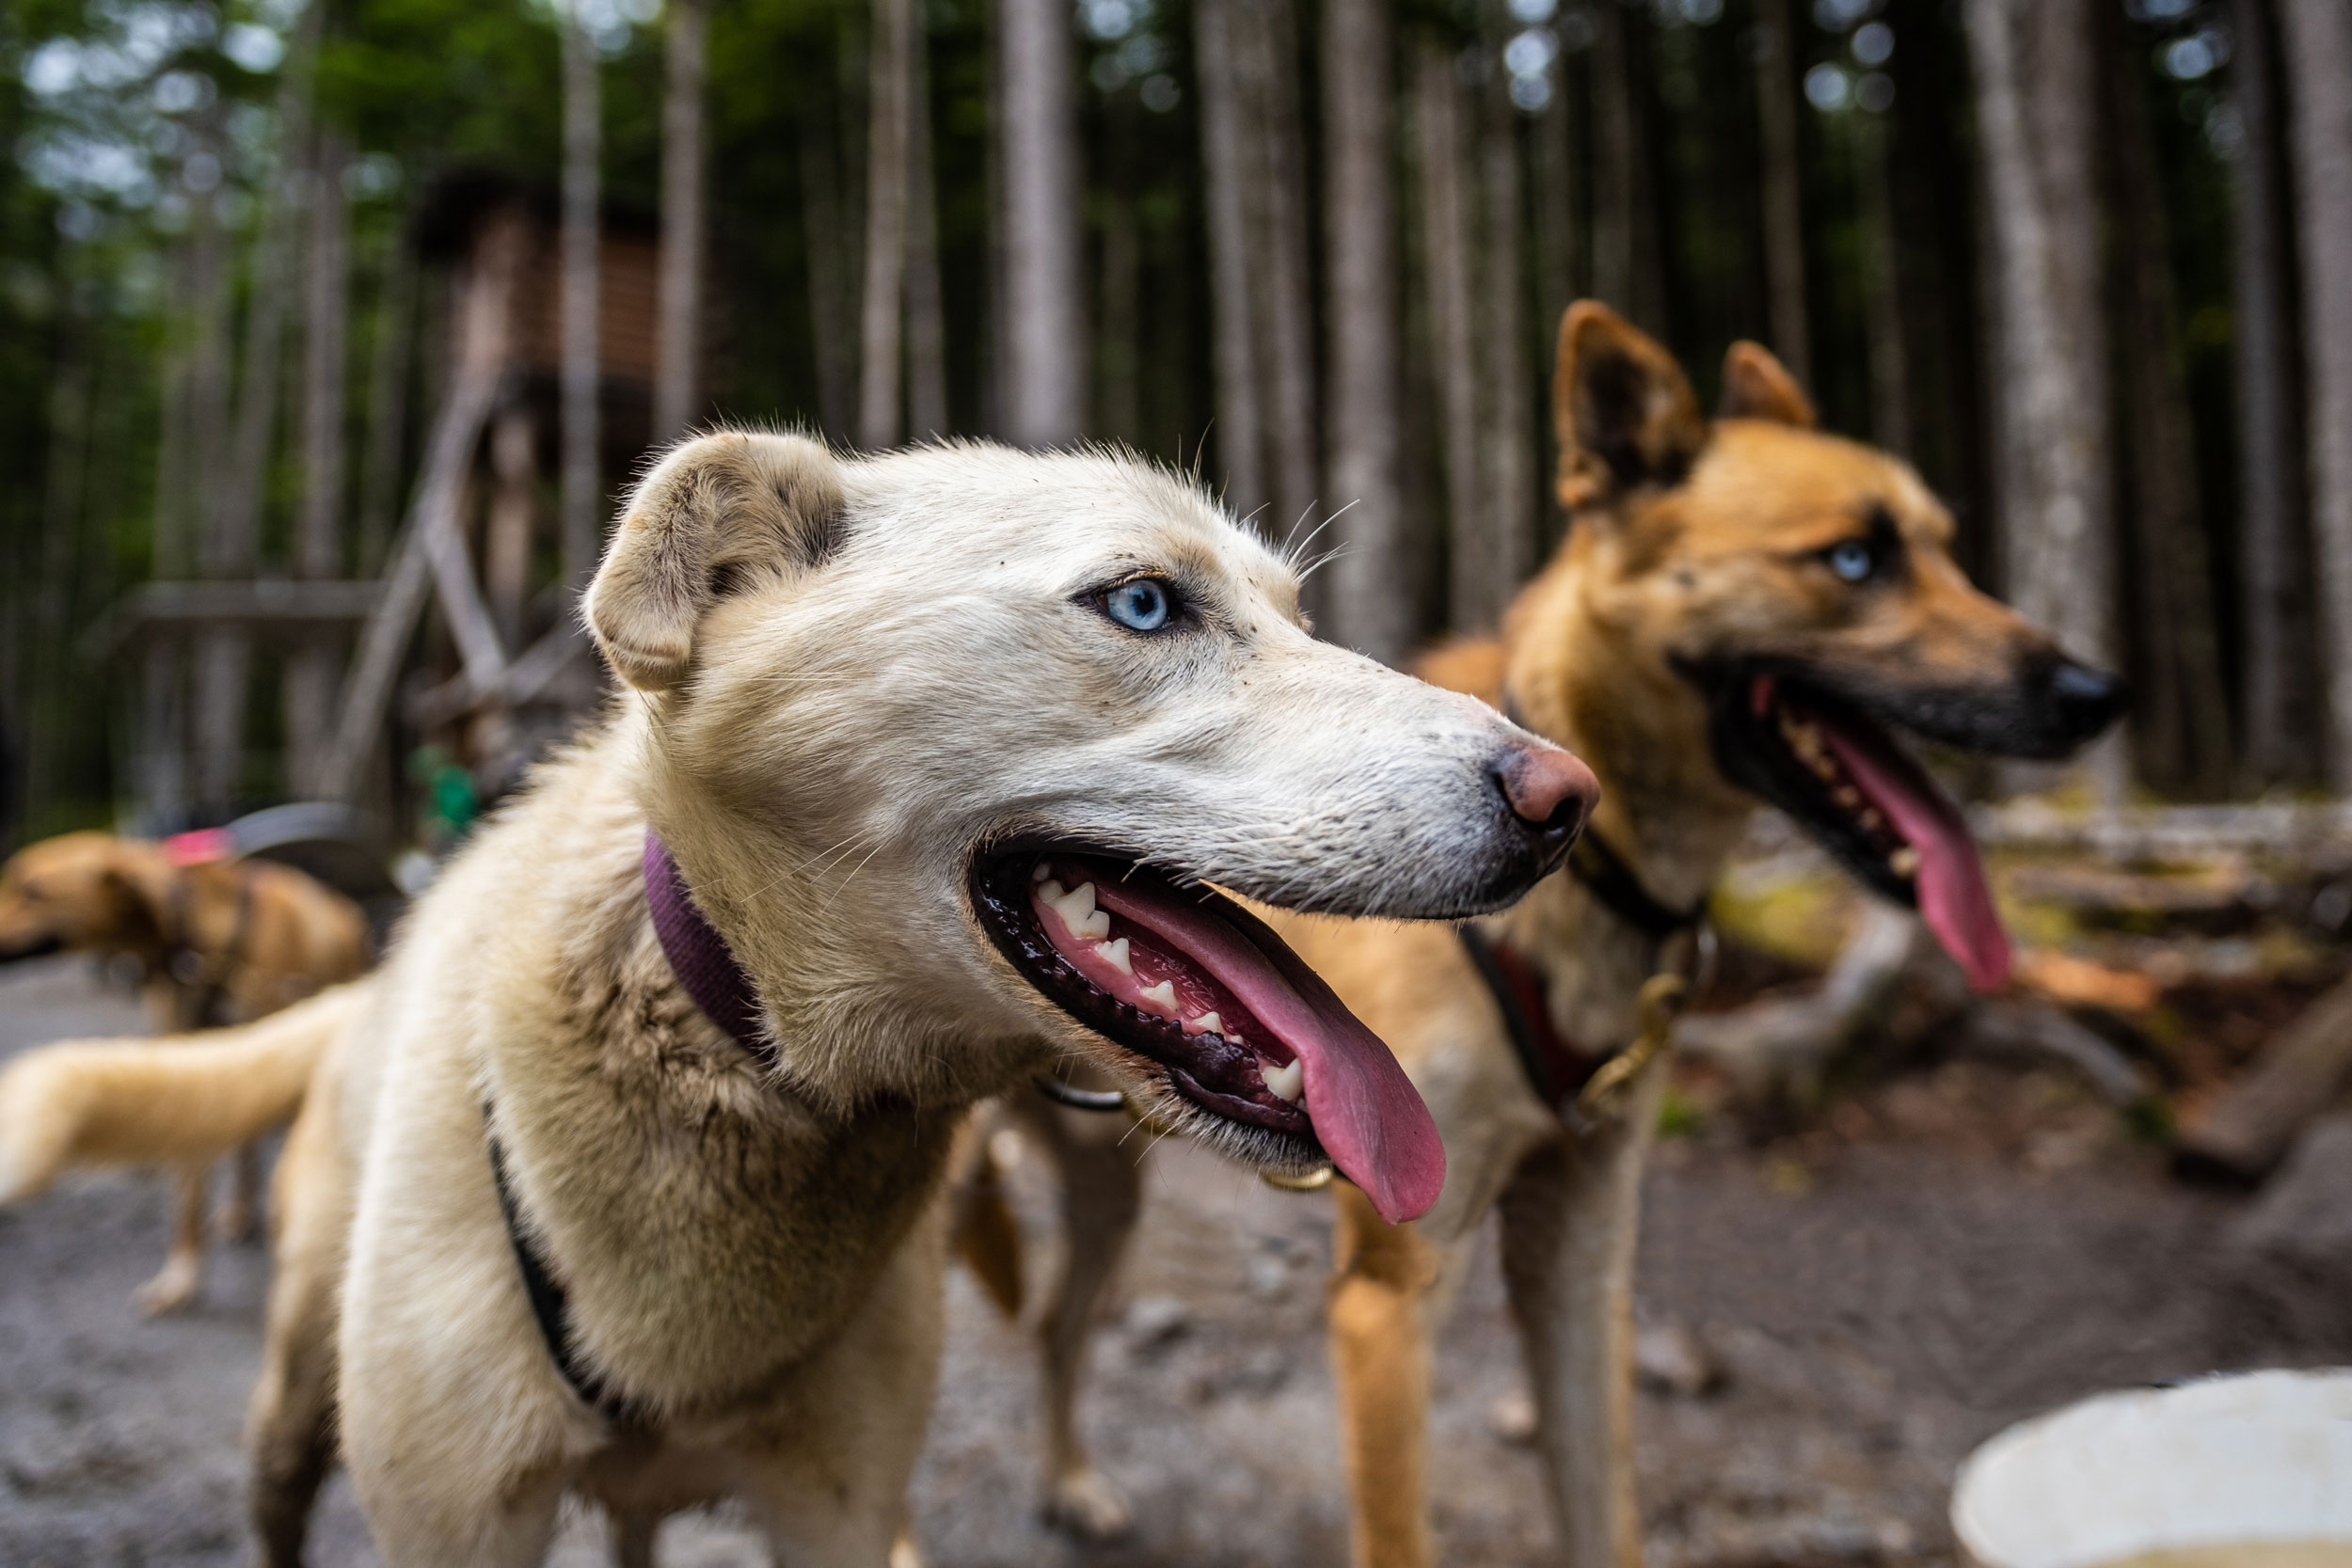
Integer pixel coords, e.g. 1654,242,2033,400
970,847,1444,1223
1714,672,2010,992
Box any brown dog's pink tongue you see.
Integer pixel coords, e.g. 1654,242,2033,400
1815,721,2012,992
1087,876,1447,1223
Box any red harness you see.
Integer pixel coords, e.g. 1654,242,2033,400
1456,829,1705,1117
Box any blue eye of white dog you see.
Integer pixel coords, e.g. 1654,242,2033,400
1825,540,1874,583
1104,579,1172,631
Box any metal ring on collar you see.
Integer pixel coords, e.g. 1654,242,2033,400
1030,1073,1129,1113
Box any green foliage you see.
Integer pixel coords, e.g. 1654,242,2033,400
0,0,2281,838
321,0,564,175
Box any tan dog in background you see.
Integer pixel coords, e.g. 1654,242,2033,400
1288,304,2124,1568
0,832,368,1312
0,433,1595,1566
966,303,2126,1565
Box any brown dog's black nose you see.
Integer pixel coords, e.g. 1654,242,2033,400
1495,744,1601,848
2045,658,2127,743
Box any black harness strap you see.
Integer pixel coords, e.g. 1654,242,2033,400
1460,828,1707,1117
1566,830,1708,944
482,833,773,1428
484,1123,641,1426
165,866,258,1028
1455,922,1567,1108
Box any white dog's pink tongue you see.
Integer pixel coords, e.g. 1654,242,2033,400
1085,875,1447,1224
1814,718,2011,992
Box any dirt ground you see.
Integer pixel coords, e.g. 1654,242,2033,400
0,951,2337,1568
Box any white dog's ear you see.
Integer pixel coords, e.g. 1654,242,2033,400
584,431,845,692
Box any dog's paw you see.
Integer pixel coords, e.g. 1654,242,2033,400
135,1255,201,1317
1044,1465,1133,1541
1486,1386,1538,1446
887,1528,926,1568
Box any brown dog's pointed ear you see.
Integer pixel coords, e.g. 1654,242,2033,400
1553,301,1707,511
584,431,845,692
1717,341,1817,428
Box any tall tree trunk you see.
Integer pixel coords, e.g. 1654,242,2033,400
141,247,193,831
286,130,354,797
32,311,90,830
997,0,1084,446
1478,65,1536,610
1417,43,1486,634
1232,0,1327,557
801,91,856,442
656,0,708,444
904,13,949,439
860,0,913,451
2107,26,2229,795
357,219,418,578
2233,0,2317,785
561,0,603,592
1531,54,1579,389
1964,0,2119,794
1591,4,1666,337
1196,0,1265,517
1589,1,1635,325
1888,0,1993,583
140,171,226,830
1856,109,1910,456
1100,179,1143,444
1621,9,1668,341
1320,0,1409,663
198,8,323,814
2280,0,2352,789
1753,0,1812,389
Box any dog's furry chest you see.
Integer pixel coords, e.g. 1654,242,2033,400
348,780,963,1417
479,932,965,1413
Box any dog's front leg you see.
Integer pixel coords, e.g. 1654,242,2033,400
220,1139,263,1242
1327,1182,1479,1568
135,1160,210,1315
743,1204,947,1568
1495,1054,1669,1568
1010,1086,1144,1539
246,1086,350,1568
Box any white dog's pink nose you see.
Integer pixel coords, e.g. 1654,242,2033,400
1496,744,1601,846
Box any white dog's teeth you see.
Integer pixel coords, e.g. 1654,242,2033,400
1137,980,1178,1015
1184,1010,1222,1036
1050,881,1112,941
1262,1057,1304,1102
1038,879,1066,904
1098,937,1133,975
1888,846,1920,878
1032,862,1051,883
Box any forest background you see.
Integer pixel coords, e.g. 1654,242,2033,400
0,0,2345,843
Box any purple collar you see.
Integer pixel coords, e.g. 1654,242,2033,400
643,832,773,1065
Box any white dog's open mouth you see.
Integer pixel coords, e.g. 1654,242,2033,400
971,848,1444,1223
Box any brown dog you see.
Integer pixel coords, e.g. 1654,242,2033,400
979,302,2124,1563
0,831,369,1311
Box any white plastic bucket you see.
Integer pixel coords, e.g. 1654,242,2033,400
1951,1370,2352,1568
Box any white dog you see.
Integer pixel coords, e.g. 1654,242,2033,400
1,433,1596,1566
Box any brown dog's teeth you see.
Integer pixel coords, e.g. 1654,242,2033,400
1888,846,1919,877
1832,785,1862,810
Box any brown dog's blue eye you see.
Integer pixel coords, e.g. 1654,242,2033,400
1826,540,1873,583
1104,579,1172,631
